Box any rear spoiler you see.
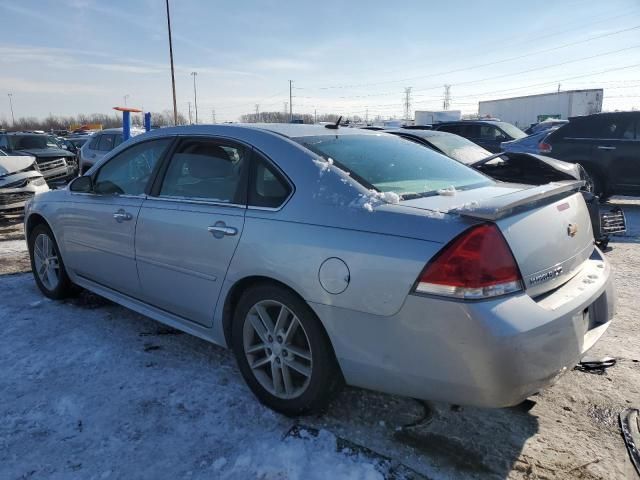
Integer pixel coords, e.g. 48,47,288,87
452,180,584,221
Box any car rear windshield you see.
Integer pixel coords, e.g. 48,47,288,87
421,134,491,164
294,134,492,197
497,122,527,140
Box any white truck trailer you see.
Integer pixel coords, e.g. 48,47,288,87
414,110,462,125
478,89,603,129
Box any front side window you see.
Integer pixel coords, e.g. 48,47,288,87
89,134,101,149
295,134,491,197
94,138,171,195
97,134,115,151
159,139,246,203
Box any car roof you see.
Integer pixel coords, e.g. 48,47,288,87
248,123,381,138
436,120,503,125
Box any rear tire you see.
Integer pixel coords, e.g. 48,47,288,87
231,284,342,416
28,224,76,300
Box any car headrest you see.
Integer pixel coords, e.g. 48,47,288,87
173,152,234,179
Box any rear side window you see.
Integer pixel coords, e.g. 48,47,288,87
294,134,491,196
249,156,291,208
557,115,634,140
159,139,247,203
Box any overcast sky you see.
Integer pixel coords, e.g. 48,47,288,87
1,0,639,123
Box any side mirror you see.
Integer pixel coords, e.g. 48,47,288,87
69,175,93,193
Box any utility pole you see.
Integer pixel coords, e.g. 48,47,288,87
557,83,561,93
165,0,178,126
403,87,412,120
284,102,288,121
255,104,259,122
365,108,369,124
314,109,317,124
289,80,293,122
191,71,198,124
443,84,451,110
188,102,192,124
212,109,216,124
7,93,15,127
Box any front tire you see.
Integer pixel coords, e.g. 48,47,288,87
231,284,342,416
28,224,75,300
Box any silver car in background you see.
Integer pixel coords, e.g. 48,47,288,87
78,127,144,174
0,152,48,214
24,125,615,415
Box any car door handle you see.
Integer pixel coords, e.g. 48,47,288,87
207,224,238,238
113,209,133,222
597,145,616,151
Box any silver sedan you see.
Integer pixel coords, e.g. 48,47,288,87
24,124,615,415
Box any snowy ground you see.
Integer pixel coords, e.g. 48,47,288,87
1,202,639,480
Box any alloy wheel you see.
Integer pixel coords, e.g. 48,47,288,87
243,300,313,399
33,233,60,291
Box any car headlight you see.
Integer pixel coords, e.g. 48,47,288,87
30,177,47,186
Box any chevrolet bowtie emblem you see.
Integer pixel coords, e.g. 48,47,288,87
567,223,578,237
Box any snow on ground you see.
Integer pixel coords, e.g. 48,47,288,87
0,239,27,257
1,199,639,479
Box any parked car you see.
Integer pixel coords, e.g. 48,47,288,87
0,132,77,185
79,127,144,174
387,129,626,247
432,120,527,153
0,152,49,214
542,111,640,198
500,128,560,155
524,119,569,135
62,136,88,155
25,125,615,415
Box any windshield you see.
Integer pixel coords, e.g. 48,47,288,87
294,134,492,197
497,122,527,140
7,134,59,150
421,134,491,164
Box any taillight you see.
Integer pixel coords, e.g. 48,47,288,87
538,142,552,153
414,223,522,299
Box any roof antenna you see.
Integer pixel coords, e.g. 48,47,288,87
325,116,342,129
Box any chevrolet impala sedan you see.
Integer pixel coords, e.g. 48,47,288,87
24,124,615,415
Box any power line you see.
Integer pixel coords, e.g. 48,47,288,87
303,24,640,91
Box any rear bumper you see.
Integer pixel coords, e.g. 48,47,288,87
312,247,615,407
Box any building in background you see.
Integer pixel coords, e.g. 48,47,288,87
478,89,603,129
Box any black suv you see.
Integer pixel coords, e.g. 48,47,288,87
543,111,639,198
432,120,527,153
0,132,77,185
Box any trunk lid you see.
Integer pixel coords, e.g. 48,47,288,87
401,181,594,296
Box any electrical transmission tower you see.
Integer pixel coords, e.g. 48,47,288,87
255,104,260,122
212,109,216,123
403,87,412,120
443,84,452,110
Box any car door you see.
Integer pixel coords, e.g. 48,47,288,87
606,115,640,194
135,137,249,326
62,137,173,296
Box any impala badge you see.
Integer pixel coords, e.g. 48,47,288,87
567,223,578,237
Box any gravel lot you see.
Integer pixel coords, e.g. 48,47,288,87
1,201,639,480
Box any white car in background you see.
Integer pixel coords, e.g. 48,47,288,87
79,127,144,174
0,151,49,214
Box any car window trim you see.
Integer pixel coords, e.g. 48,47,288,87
247,148,295,211
84,137,176,197
149,135,251,206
